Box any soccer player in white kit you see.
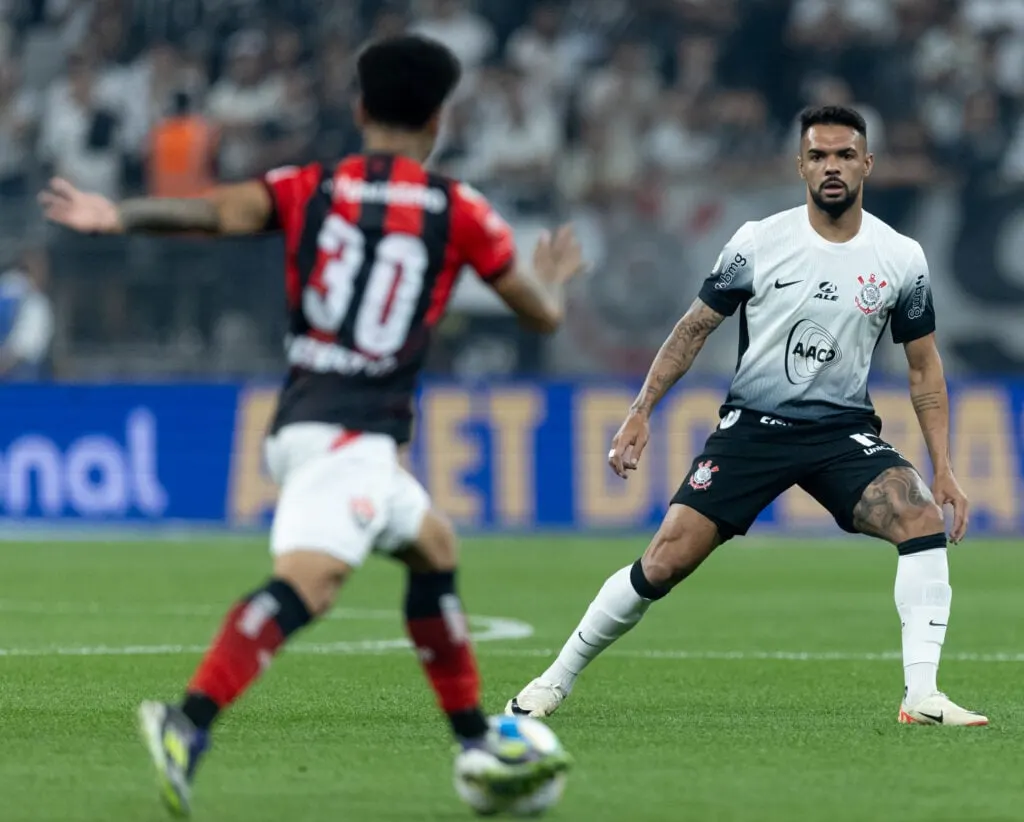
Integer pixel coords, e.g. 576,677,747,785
507,105,987,727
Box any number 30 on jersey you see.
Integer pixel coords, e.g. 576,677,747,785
303,214,429,358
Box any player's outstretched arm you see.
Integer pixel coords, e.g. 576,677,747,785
39,178,273,235
609,298,725,478
490,225,585,333
904,333,969,542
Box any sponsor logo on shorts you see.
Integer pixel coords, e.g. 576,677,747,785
785,319,843,385
854,273,888,315
759,415,790,426
688,460,719,491
719,409,742,429
849,432,902,457
350,496,376,528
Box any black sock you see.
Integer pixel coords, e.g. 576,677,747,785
181,693,220,731
630,559,670,601
449,708,489,740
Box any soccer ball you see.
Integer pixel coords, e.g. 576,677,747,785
454,715,569,817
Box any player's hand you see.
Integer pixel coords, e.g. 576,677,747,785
533,224,585,287
932,470,969,543
608,411,650,479
38,178,123,234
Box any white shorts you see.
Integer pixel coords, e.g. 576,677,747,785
264,423,431,567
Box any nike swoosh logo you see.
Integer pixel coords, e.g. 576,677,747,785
577,631,600,649
929,620,947,627
919,710,943,723
774,279,803,289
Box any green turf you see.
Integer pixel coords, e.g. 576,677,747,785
1,536,1020,822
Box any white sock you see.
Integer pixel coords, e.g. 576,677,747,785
894,547,951,706
541,565,654,694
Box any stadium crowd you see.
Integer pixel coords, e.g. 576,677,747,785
2,0,1024,378
2,0,1024,204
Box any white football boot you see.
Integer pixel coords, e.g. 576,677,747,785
505,678,568,719
898,692,989,726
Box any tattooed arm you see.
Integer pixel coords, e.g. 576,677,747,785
904,332,969,541
630,298,726,416
904,333,950,475
608,298,726,478
39,178,273,236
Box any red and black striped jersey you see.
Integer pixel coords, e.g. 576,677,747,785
262,153,515,443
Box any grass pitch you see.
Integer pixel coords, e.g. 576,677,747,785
1,536,1020,822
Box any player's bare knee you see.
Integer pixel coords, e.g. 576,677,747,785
273,550,351,617
397,509,459,573
641,505,720,589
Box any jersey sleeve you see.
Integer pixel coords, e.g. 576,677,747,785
450,182,516,282
262,163,323,238
890,242,936,344
698,222,756,316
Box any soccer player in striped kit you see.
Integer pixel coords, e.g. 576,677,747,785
42,34,583,816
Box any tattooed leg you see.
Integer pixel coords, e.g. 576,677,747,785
852,466,945,545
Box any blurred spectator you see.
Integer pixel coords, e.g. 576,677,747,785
642,91,717,177
788,0,897,46
147,90,217,197
673,34,720,102
866,119,938,229
366,4,410,40
558,116,642,205
309,39,360,165
206,29,283,181
505,2,587,103
0,247,54,381
990,28,1024,100
952,87,1010,188
39,49,128,198
580,39,661,122
410,0,496,73
463,67,561,189
259,66,317,170
268,21,308,79
711,89,777,181
960,0,1024,35
914,7,986,93
0,61,38,197
130,42,191,147
561,0,634,55
1003,111,1024,183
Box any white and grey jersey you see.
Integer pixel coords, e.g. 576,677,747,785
699,206,935,425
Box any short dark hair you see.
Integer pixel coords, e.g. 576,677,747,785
799,105,867,140
357,35,462,131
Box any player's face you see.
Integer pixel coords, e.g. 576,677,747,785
798,125,873,218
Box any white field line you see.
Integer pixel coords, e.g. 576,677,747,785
0,601,532,657
0,601,398,621
3,646,1024,662
2,600,1024,663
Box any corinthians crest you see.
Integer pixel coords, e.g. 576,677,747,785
854,273,888,315
688,460,719,491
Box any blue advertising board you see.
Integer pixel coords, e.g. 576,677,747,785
0,381,1020,534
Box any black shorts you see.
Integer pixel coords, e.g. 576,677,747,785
671,410,917,540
